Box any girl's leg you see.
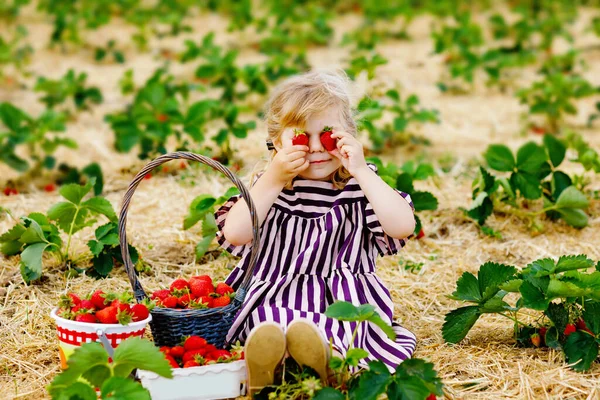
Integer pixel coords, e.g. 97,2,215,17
244,322,287,396
285,318,330,384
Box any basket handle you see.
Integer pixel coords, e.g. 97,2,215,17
118,151,261,303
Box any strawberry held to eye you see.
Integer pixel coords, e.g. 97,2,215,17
291,128,309,146
320,126,336,151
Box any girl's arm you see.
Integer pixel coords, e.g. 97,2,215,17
354,166,416,240
222,143,310,246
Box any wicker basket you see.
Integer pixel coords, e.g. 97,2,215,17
118,151,260,349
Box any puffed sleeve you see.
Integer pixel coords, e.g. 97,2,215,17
363,163,415,257
214,172,263,257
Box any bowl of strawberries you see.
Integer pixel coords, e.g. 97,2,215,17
137,335,246,400
50,290,153,369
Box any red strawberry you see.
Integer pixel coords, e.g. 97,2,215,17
111,299,131,314
209,349,231,361
59,292,82,309
151,289,170,301
416,229,425,239
170,278,190,293
131,303,150,322
211,295,231,308
189,275,212,285
156,113,169,123
3,187,18,196
165,355,179,368
564,323,576,336
190,280,214,298
197,295,213,308
144,173,152,180
183,360,199,368
179,161,187,169
161,296,178,308
44,183,57,192
320,126,336,151
530,333,541,347
539,326,547,346
90,290,109,310
184,336,207,351
79,299,95,311
215,283,234,296
576,318,593,334
203,344,217,354
96,306,118,324
178,293,193,308
291,128,309,146
530,125,545,135
75,314,97,323
426,394,436,400
170,346,185,358
183,349,207,363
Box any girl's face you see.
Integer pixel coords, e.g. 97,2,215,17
277,108,343,181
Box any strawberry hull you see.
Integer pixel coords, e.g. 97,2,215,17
50,307,152,369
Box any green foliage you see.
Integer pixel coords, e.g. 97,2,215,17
0,25,32,78
464,135,591,231
565,132,600,173
357,90,439,152
0,102,73,173
366,157,438,236
47,336,173,399
94,40,125,64
443,254,600,372
34,69,103,112
183,186,239,260
0,179,138,283
345,51,388,81
0,0,30,20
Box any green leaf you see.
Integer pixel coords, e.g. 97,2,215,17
47,202,88,233
546,279,588,298
59,180,95,205
478,262,517,301
516,142,547,174
554,186,589,209
442,306,481,344
467,195,493,226
354,362,391,400
555,255,594,273
395,358,444,396
544,326,561,350
450,272,481,302
555,208,588,228
511,171,541,199
499,279,523,292
367,313,397,341
582,301,600,336
314,387,345,400
563,331,599,372
480,296,510,313
396,173,414,193
0,223,26,242
81,197,117,222
82,364,112,388
543,134,566,167
112,337,173,379
195,236,214,259
346,348,369,367
50,381,97,400
325,301,359,321
411,192,438,212
525,258,557,277
48,342,109,393
19,219,46,244
484,144,515,171
100,376,151,400
20,242,50,283
519,280,549,310
328,356,344,370
552,171,572,199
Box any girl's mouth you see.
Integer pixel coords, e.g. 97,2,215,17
310,160,330,164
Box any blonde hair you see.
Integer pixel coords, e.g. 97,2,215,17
251,69,357,190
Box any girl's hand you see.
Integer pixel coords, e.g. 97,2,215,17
329,129,368,176
269,144,310,185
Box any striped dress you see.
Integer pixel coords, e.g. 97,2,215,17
214,163,417,372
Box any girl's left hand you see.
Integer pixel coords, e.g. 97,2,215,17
328,129,368,176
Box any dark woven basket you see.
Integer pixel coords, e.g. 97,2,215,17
118,151,260,349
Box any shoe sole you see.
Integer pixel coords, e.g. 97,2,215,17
245,323,286,396
286,319,329,383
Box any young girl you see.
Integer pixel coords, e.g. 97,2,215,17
214,69,417,392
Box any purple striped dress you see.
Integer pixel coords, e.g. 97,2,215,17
214,163,417,372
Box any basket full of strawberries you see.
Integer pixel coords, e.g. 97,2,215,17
118,152,261,349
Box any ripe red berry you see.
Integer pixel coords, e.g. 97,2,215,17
144,173,152,180
169,346,185,358
3,187,18,196
44,183,57,192
156,114,169,123
151,289,170,300
170,278,190,293
320,126,336,151
416,229,425,239
215,283,234,296
90,290,109,310
291,128,309,146
131,303,150,322
211,295,231,308
96,306,119,324
190,280,214,298
162,296,178,308
79,299,95,311
530,333,541,347
165,355,180,368
183,360,199,368
564,323,576,336
184,336,207,351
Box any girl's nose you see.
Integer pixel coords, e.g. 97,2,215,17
308,133,324,152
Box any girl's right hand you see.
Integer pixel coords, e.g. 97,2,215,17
269,145,310,185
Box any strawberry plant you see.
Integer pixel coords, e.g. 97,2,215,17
183,187,239,260
0,102,73,174
54,161,104,195
443,254,600,372
356,90,439,152
0,25,32,79
0,178,142,282
464,135,591,233
344,51,388,81
0,0,30,20
47,337,172,399
565,132,600,173
34,69,103,112
366,157,438,237
256,301,444,400
516,72,599,133
94,40,125,64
